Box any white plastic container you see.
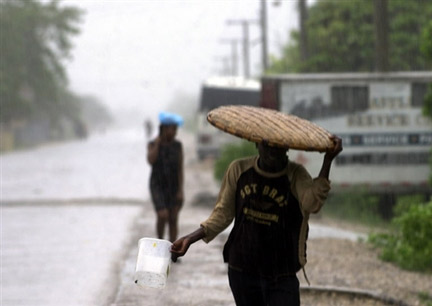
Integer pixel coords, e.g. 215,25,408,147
134,238,172,289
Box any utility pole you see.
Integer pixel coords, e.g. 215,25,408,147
260,0,269,72
220,39,240,76
227,19,258,78
214,56,231,76
374,0,389,72
298,0,309,62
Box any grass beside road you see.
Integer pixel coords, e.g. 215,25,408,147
323,191,432,273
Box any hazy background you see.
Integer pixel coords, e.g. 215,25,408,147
2,1,432,305
64,0,300,127
0,0,305,201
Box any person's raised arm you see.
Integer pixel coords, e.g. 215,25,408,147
147,137,161,164
170,227,205,262
318,135,343,180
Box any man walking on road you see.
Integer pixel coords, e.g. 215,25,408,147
171,136,342,306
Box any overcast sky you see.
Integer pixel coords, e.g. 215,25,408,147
63,0,300,125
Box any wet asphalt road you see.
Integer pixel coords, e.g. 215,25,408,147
2,128,150,306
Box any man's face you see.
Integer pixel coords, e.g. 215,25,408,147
257,142,288,167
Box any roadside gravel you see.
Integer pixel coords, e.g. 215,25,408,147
299,236,431,305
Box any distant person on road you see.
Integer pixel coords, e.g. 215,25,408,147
147,112,184,242
144,118,153,139
171,136,342,306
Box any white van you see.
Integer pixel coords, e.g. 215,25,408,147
196,77,260,160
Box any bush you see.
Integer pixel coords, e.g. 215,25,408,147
392,194,426,217
418,291,432,306
368,201,432,272
323,190,383,226
430,148,432,185
214,141,257,181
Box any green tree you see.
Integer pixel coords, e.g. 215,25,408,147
268,0,432,73
76,94,114,132
0,0,83,125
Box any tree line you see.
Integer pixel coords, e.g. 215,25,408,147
268,0,432,73
0,0,112,150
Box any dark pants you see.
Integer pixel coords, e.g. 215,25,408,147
228,268,300,306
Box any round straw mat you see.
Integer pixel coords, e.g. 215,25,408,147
207,105,334,152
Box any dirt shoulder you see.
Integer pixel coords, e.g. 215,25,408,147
300,237,431,305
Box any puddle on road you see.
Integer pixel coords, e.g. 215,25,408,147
309,224,366,241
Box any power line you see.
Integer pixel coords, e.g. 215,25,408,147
226,19,259,78
214,56,231,76
220,39,240,76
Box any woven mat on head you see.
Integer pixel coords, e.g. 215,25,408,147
207,105,335,152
